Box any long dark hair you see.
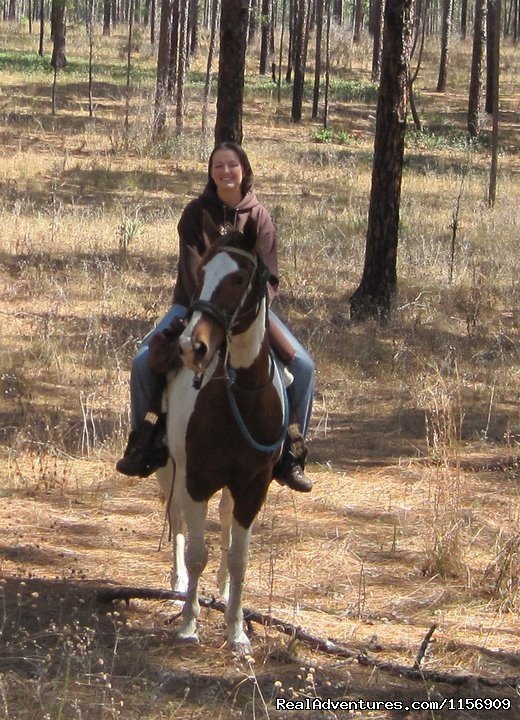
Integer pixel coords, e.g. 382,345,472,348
207,142,254,196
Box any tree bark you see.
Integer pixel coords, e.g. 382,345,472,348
215,0,249,144
189,0,199,54
353,0,363,42
202,0,219,141
460,0,468,38
311,0,324,118
488,0,501,206
50,0,67,70
259,0,271,73
153,0,172,138
485,0,497,113
175,0,188,132
103,0,111,34
38,0,45,55
290,0,307,122
350,0,415,323
124,0,135,132
323,0,331,127
436,0,453,92
467,0,487,136
168,0,179,96
371,0,385,80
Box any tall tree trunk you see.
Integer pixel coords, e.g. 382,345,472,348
290,0,307,122
408,0,428,130
189,0,199,54
249,0,259,42
467,0,487,136
50,0,67,116
50,0,67,70
485,0,497,113
353,0,363,42
202,0,219,142
323,0,331,127
259,0,271,73
168,0,179,96
277,0,287,101
371,0,385,80
103,0,111,34
436,0,453,92
38,0,44,55
176,0,188,132
285,0,294,82
350,0,415,323
88,0,94,117
312,0,324,118
488,0,501,205
150,0,156,43
460,0,468,38
215,0,248,144
124,0,135,131
153,0,172,138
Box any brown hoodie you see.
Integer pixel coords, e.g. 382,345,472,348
173,185,279,307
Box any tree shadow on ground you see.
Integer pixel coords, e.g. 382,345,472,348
0,576,517,720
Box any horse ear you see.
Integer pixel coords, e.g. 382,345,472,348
202,210,221,244
241,217,258,251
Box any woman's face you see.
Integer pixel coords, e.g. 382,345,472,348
210,148,244,196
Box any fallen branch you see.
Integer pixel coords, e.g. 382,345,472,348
96,585,520,689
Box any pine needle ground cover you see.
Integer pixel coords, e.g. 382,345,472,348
0,24,519,720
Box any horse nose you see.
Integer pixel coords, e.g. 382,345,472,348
193,339,208,359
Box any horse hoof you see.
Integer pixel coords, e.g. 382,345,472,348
174,632,200,645
228,636,252,656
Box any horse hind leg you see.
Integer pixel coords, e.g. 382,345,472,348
217,488,233,602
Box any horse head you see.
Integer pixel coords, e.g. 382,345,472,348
179,212,268,375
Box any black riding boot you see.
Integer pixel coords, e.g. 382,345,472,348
117,316,187,478
273,422,312,493
116,411,168,478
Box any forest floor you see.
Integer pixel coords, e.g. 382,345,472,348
1,23,520,720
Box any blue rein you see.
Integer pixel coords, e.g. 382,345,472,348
225,358,289,454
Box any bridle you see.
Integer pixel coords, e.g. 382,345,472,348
188,246,270,345
187,244,288,453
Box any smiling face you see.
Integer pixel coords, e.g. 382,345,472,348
210,148,244,203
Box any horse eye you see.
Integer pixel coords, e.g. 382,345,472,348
233,273,246,286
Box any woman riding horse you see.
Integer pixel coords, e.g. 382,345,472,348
116,142,314,492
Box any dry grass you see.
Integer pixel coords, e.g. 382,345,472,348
1,22,519,720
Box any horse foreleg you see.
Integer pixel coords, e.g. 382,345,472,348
226,519,252,653
156,462,188,594
217,488,233,602
170,505,188,594
175,496,208,644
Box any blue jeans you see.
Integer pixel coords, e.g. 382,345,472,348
129,306,314,437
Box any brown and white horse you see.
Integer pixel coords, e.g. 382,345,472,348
156,215,287,652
